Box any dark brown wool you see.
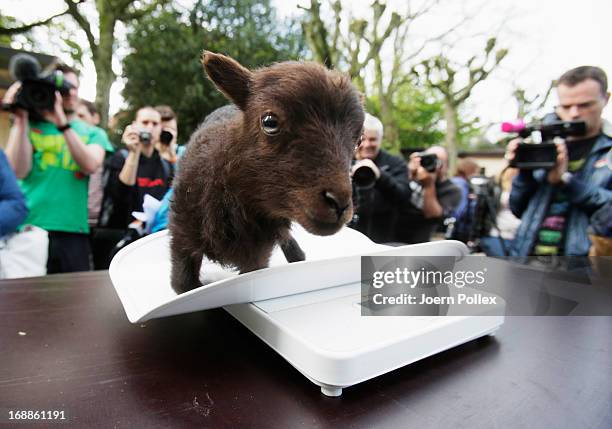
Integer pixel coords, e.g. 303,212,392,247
169,52,365,293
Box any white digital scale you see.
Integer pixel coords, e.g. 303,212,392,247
109,225,504,396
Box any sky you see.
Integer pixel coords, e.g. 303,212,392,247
2,0,611,140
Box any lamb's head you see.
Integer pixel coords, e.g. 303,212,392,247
202,51,365,236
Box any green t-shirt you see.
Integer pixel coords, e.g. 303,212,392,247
19,119,114,234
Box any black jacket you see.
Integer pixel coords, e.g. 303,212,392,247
350,150,411,243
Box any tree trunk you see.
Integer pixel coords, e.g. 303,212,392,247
94,12,117,127
373,56,399,154
444,101,458,175
94,63,114,128
379,94,399,154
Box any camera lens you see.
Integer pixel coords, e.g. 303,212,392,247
139,131,152,144
418,152,438,173
160,130,173,145
353,165,377,188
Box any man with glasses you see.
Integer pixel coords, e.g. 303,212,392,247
506,66,612,257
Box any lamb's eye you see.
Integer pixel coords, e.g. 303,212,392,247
261,114,280,136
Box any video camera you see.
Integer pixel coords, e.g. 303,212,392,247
468,171,499,240
446,168,500,253
2,54,74,117
501,114,586,169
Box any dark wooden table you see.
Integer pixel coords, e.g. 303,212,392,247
1,271,610,428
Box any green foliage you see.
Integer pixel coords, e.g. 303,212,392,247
366,80,488,155
56,23,84,68
456,116,489,150
366,81,444,152
0,14,18,45
120,0,305,146
0,13,34,46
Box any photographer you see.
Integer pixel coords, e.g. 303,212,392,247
3,62,112,273
349,113,411,243
507,66,611,257
395,146,461,244
154,105,179,164
104,106,174,231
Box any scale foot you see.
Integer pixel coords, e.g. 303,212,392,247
321,386,342,397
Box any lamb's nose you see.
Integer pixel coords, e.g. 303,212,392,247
323,191,349,220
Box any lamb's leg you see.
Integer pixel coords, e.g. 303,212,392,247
170,244,204,294
237,241,277,274
281,235,306,263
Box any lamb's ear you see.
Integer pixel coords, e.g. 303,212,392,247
202,51,253,110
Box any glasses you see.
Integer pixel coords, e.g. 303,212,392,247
556,99,601,112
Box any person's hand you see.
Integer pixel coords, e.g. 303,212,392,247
2,81,28,123
409,153,436,187
41,92,67,127
547,138,568,185
351,158,380,179
122,124,142,153
504,138,521,165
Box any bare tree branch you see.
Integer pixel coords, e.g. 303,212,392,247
0,9,70,35
64,0,97,58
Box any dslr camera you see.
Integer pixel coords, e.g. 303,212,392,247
352,161,377,189
160,130,173,146
349,159,378,229
2,54,74,116
501,114,586,169
416,152,439,173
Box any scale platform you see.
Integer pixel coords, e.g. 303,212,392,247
110,225,504,396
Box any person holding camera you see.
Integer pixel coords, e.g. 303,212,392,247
154,105,180,164
395,146,461,244
348,113,411,243
506,66,611,257
3,62,112,273
104,106,174,231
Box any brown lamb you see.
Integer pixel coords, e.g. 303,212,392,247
169,51,365,293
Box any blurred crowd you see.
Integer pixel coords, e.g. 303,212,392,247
0,62,610,279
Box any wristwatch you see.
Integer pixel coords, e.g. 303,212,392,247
58,122,71,132
561,171,573,185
